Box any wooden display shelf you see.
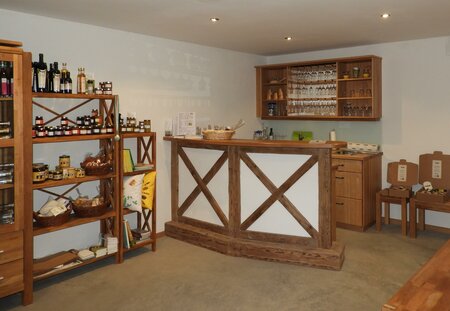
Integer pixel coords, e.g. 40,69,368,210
123,169,154,177
32,174,116,189
32,93,115,100
32,134,115,144
123,239,155,253
338,77,371,82
0,183,14,190
0,139,14,147
262,115,379,121
0,97,14,101
33,210,115,236
121,132,155,138
33,253,116,281
338,97,372,100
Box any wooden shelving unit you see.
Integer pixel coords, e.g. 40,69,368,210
255,55,382,121
24,93,120,304
119,132,156,262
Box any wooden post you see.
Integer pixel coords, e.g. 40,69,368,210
318,149,332,248
228,146,241,238
171,141,179,222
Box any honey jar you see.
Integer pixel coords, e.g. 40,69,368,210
32,163,47,183
75,168,85,178
59,155,70,168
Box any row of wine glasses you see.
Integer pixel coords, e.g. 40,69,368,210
343,103,372,117
290,64,337,82
288,84,336,99
287,100,337,116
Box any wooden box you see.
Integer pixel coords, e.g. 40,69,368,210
416,151,450,203
385,159,418,198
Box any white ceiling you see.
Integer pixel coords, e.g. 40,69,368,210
1,0,450,56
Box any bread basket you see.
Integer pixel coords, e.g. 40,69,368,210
33,207,72,227
202,130,235,140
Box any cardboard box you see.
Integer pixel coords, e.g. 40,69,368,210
416,151,450,203
384,159,418,199
388,186,413,198
415,187,449,203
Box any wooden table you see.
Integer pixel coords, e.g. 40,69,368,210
410,198,450,238
382,239,450,310
164,137,346,270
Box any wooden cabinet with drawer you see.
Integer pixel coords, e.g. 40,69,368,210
332,152,382,231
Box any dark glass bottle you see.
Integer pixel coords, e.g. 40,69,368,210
0,61,8,97
65,72,72,94
32,62,38,92
48,63,54,93
37,53,47,92
60,71,66,93
53,62,61,93
6,61,13,96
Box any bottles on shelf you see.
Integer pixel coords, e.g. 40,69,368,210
0,61,13,97
77,67,86,94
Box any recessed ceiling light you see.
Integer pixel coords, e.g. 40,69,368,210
285,36,293,41
381,13,391,19
210,17,220,22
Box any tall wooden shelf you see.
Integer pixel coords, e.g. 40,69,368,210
119,132,156,263
0,42,31,304
24,93,121,304
255,55,382,121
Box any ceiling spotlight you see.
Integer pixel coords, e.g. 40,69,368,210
285,36,293,41
210,17,220,22
381,13,391,19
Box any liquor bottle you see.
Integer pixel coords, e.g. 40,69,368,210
32,62,38,92
36,53,47,92
60,71,66,93
269,128,274,140
65,72,72,94
53,62,61,93
48,63,54,93
0,61,8,97
77,67,86,94
6,62,13,96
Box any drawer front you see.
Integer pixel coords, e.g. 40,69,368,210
335,171,362,199
0,259,23,298
336,197,363,226
333,159,362,173
0,231,23,265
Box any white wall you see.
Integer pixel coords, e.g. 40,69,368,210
267,37,450,228
0,9,264,256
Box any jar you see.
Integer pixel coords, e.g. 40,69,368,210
79,126,87,135
47,170,54,180
83,116,91,126
94,87,103,95
87,80,95,94
75,168,85,178
85,126,92,135
144,120,151,132
32,126,36,138
103,81,113,89
36,126,46,137
92,125,101,135
72,126,80,135
106,124,114,134
53,170,63,180
55,126,63,136
76,116,84,126
35,116,44,125
102,87,112,95
120,124,127,133
46,126,55,137
59,155,70,168
67,167,76,179
139,121,145,132
100,126,107,134
63,126,72,136
61,117,69,126
32,163,47,183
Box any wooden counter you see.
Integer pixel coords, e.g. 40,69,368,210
164,137,346,270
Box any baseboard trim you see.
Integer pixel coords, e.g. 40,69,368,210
156,231,166,238
382,217,450,235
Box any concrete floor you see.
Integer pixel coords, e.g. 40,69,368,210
0,226,448,311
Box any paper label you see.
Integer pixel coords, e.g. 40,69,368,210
397,164,407,182
432,160,442,179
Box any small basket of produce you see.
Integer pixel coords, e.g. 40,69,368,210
80,150,112,176
201,119,245,140
33,198,71,227
72,189,109,218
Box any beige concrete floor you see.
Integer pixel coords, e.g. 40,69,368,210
0,226,448,311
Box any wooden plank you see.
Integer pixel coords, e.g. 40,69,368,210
239,230,317,248
32,134,115,144
171,141,179,222
228,146,241,238
178,151,228,216
32,93,115,99
178,216,228,236
32,174,115,189
178,147,229,227
318,149,332,248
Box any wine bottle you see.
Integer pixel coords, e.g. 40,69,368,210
65,71,72,94
6,62,13,96
77,67,86,94
32,62,38,92
0,61,8,97
48,63,54,93
37,53,47,92
53,62,61,93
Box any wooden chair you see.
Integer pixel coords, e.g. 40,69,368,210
375,159,418,236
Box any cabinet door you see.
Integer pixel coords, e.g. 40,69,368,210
0,259,23,297
0,52,22,234
335,197,362,226
335,171,362,199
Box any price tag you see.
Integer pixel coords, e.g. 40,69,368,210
432,160,442,179
397,164,407,182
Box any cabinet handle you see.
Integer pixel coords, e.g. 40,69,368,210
335,176,344,179
336,202,344,205
338,164,344,167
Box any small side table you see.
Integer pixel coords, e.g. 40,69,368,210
376,191,409,236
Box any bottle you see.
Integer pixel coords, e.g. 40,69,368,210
53,62,61,93
77,67,86,94
6,62,13,96
32,62,38,92
47,63,54,93
269,128,274,140
329,129,336,141
65,72,72,94
36,53,47,92
0,61,8,97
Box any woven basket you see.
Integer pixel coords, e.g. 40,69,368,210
33,208,72,227
202,130,235,140
72,201,109,218
80,163,112,176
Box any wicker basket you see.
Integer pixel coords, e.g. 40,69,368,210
202,130,235,140
80,163,112,176
33,208,72,227
72,201,109,218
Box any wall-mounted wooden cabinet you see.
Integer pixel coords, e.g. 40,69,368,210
255,55,382,121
